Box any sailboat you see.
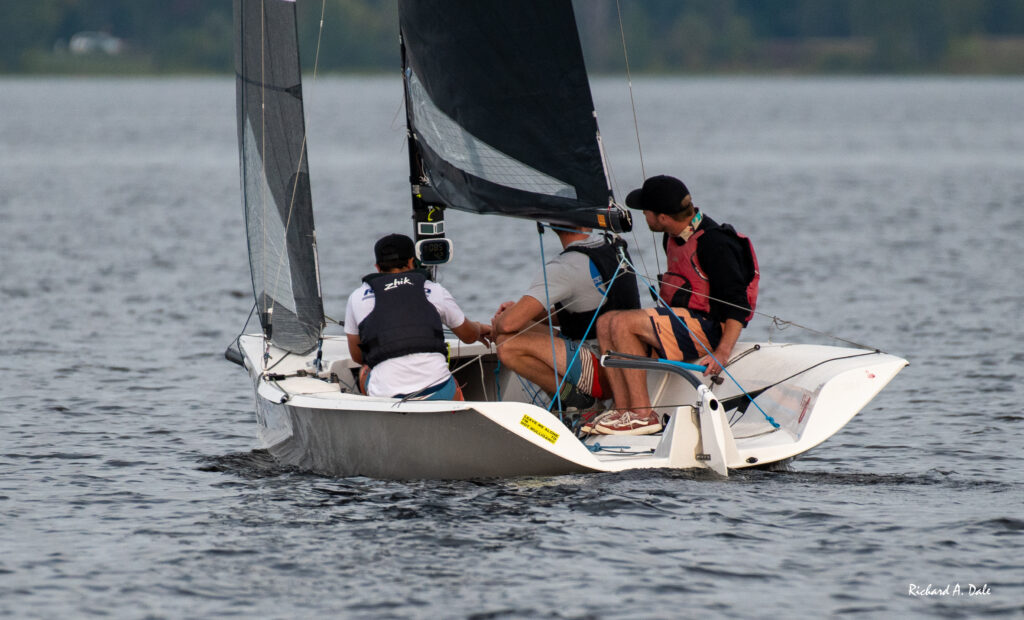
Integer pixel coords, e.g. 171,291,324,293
226,0,907,479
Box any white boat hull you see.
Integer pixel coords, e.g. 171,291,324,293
235,334,907,479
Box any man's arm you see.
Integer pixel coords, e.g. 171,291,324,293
491,295,545,336
494,257,577,336
699,318,742,376
347,333,363,365
451,318,492,345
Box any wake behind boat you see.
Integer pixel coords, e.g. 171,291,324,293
225,0,906,480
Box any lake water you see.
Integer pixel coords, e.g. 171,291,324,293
1,76,1022,618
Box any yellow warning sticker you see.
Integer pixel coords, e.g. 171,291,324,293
520,414,559,444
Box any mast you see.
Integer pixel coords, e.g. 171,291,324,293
400,29,451,277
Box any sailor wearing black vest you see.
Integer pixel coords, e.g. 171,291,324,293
491,226,640,412
344,234,491,400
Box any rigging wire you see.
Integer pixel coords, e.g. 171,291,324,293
615,0,645,181
442,250,880,384
537,227,564,412
258,4,268,369
230,302,258,363
546,253,624,415
725,350,881,427
608,3,869,355
644,261,885,352
621,253,779,428
613,0,664,296
388,286,607,405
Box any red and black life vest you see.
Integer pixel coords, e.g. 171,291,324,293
358,270,447,367
555,238,641,341
660,223,759,323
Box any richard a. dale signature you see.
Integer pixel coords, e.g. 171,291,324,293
908,583,992,597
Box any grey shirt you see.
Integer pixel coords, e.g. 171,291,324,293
524,238,606,316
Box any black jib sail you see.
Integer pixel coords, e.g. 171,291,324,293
398,0,630,232
234,0,324,354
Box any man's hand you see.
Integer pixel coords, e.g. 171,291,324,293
698,347,729,376
476,321,493,346
699,319,742,376
491,301,514,325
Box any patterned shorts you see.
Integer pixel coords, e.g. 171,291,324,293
646,307,722,361
561,337,603,398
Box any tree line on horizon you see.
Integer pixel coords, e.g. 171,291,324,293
2,0,1023,75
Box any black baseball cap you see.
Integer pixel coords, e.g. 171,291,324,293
374,233,416,264
624,175,690,215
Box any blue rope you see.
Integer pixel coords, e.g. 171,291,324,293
621,255,779,429
493,360,502,402
586,443,631,452
516,373,546,407
547,257,624,413
655,359,708,372
537,228,563,415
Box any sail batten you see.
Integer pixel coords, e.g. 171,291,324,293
399,0,626,231
234,0,324,354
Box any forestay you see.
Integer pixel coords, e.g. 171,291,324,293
398,0,628,232
234,0,324,354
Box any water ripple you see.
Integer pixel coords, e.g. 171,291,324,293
4,76,1024,619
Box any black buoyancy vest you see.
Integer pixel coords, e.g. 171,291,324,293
555,238,641,341
358,270,447,367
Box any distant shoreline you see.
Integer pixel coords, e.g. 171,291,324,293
7,33,1023,78
3,70,1023,79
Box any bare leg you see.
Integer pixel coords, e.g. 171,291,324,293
495,328,568,395
606,310,661,413
597,312,630,409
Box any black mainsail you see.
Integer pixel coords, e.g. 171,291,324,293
234,0,324,354
399,0,629,232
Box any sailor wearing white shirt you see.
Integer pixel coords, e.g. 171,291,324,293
345,233,491,400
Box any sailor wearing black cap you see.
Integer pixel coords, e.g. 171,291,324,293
344,233,492,400
591,176,760,435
